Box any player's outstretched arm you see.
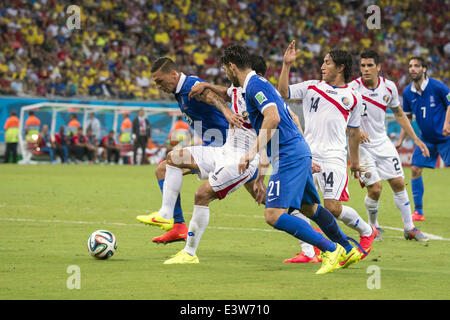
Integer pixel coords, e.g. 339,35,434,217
347,126,361,179
188,82,230,102
392,105,429,157
195,87,243,129
278,40,299,99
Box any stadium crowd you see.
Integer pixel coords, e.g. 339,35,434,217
0,0,448,101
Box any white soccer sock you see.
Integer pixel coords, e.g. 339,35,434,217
365,194,380,227
159,165,183,220
338,205,373,237
393,190,415,231
292,211,315,258
184,205,210,256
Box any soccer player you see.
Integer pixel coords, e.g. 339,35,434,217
350,50,429,241
395,56,450,221
163,55,269,264
278,41,376,263
222,45,362,274
136,57,246,243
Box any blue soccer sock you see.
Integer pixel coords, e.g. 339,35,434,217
411,177,424,215
311,205,353,253
274,213,336,252
158,179,185,224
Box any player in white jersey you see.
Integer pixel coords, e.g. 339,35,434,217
350,50,429,242
162,56,270,264
278,41,376,264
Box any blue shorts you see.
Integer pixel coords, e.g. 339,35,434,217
265,155,320,209
412,138,450,168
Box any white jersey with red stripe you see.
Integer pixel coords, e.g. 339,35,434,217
225,85,257,153
289,80,362,167
349,76,400,148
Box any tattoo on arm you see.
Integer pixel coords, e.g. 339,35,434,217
199,88,229,112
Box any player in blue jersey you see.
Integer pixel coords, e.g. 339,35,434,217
136,57,267,247
395,56,450,221
221,45,363,274
136,57,244,242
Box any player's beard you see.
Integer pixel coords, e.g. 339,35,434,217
410,70,424,82
229,70,240,87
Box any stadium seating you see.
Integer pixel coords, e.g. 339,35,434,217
0,0,447,102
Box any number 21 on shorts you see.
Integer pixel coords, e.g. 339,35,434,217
268,180,280,197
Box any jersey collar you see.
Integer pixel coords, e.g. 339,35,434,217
410,76,429,93
242,70,256,93
175,72,186,94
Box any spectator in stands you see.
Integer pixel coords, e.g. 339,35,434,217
132,108,150,165
100,130,120,164
36,124,56,163
54,125,70,163
50,77,67,97
3,110,19,163
25,110,41,142
0,1,447,100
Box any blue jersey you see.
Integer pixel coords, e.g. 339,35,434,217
174,73,229,146
403,77,450,145
243,71,310,160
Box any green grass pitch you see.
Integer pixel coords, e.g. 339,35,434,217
0,164,449,300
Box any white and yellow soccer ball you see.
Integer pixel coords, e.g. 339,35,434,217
87,230,117,259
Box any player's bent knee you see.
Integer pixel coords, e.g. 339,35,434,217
194,184,217,206
155,160,166,179
367,182,382,199
324,200,342,218
389,177,405,193
167,149,189,168
411,166,422,178
264,208,284,226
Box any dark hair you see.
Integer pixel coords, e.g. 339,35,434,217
360,50,380,65
409,56,427,69
328,49,353,83
250,54,267,76
221,45,252,70
29,110,35,116
151,57,177,73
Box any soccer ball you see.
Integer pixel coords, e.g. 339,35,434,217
87,230,117,259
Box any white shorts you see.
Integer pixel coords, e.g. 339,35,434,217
185,145,259,199
313,162,349,201
359,139,404,186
